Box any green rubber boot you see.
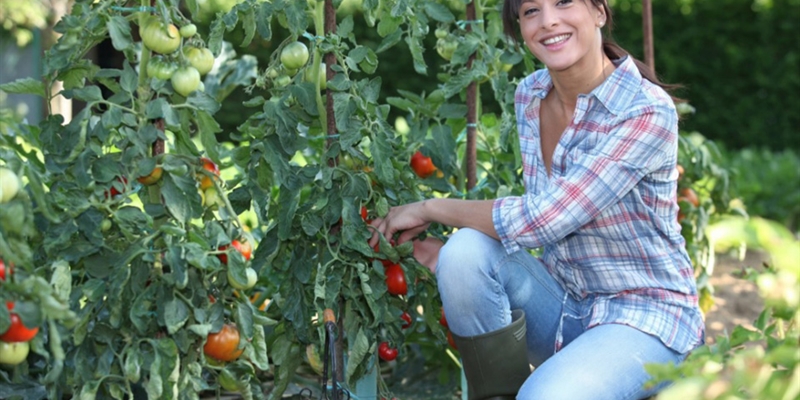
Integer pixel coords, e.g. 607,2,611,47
451,309,530,400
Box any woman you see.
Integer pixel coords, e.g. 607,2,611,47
370,0,704,399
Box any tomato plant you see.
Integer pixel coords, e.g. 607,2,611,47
204,324,244,362
378,342,398,362
0,341,29,366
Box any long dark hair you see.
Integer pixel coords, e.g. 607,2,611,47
501,0,682,100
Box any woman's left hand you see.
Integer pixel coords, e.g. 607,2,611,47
368,201,431,248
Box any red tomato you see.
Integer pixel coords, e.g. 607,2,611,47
439,308,448,328
204,324,244,362
410,151,436,179
447,331,458,350
385,264,407,296
105,177,128,198
218,239,253,265
378,342,398,361
0,260,12,281
0,302,39,343
373,243,393,268
361,206,368,221
198,157,220,190
400,311,412,329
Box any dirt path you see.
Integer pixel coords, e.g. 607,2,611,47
703,250,767,343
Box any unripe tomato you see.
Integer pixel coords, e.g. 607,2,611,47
436,38,458,61
171,66,201,97
203,187,223,209
146,56,178,80
140,17,181,55
274,74,291,88
179,23,197,38
0,302,39,342
385,264,407,296
0,341,29,365
198,157,220,190
100,219,113,232
227,267,257,290
434,28,448,39
410,151,436,179
0,167,21,203
280,41,310,70
303,62,327,90
0,259,12,281
184,46,215,76
203,323,244,362
137,166,163,186
378,342,398,361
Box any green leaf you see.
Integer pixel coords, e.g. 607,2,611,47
404,35,427,75
106,15,132,51
240,7,256,47
197,110,222,162
0,77,46,98
165,296,190,334
69,86,103,102
424,2,455,22
377,15,401,38
161,172,202,222
345,328,370,383
376,30,402,53
245,325,270,370
256,2,273,40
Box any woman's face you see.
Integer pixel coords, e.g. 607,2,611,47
517,0,606,72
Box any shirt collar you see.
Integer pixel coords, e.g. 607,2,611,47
526,56,642,116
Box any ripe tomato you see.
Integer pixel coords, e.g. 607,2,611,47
184,46,215,76
385,264,407,296
280,41,310,70
146,56,177,80
447,331,458,350
198,157,220,190
105,177,128,198
218,239,253,265
678,187,700,208
140,17,181,55
0,259,12,281
410,151,436,179
0,167,21,203
0,302,39,342
400,311,412,329
378,342,398,361
203,323,244,362
171,66,201,97
439,308,448,328
179,23,197,38
227,267,257,290
361,206,369,221
0,340,29,366
137,166,163,186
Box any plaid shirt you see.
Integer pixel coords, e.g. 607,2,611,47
493,56,704,354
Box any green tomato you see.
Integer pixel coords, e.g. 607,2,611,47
436,38,458,61
280,41,310,70
184,46,215,76
435,28,449,39
171,66,201,97
140,17,181,55
179,23,197,38
303,62,327,90
0,167,21,203
100,219,113,232
146,56,178,80
0,341,29,366
227,267,257,290
274,75,291,88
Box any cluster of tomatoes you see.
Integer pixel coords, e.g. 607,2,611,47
0,260,39,366
139,15,214,97
266,41,313,88
675,165,700,224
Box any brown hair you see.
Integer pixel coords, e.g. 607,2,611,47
502,0,682,100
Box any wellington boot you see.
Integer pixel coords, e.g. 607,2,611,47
452,309,530,400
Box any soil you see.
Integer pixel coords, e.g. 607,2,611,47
703,249,767,343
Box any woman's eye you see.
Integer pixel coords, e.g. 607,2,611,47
556,0,573,5
521,7,539,16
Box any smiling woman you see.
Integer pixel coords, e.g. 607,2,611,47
368,0,697,399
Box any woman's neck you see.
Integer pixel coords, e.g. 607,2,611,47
548,51,615,114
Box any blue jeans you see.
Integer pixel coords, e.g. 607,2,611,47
436,228,685,400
